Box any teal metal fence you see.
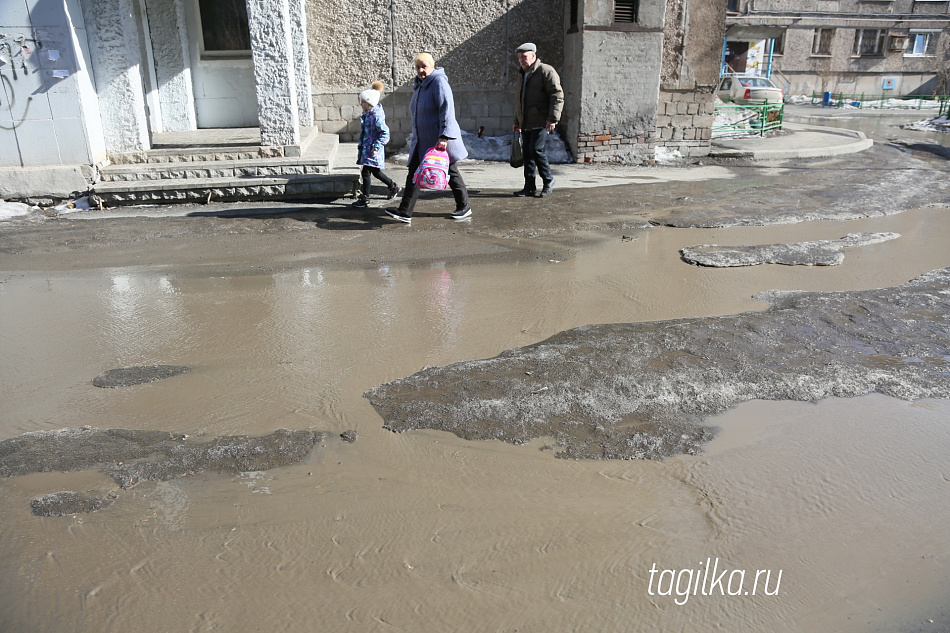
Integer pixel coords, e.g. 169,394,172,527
810,92,950,112
712,102,785,137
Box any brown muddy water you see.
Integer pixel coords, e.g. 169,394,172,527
2,201,950,631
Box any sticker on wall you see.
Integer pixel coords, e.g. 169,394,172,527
882,77,896,90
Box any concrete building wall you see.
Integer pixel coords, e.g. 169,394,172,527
567,0,667,164
306,0,563,146
574,29,664,163
728,0,950,96
657,0,726,157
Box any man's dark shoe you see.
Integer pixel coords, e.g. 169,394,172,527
450,207,472,220
385,209,412,224
538,182,554,198
513,187,536,197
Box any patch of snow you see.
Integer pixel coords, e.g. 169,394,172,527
654,146,686,165
900,115,950,133
0,201,36,220
54,195,92,213
785,94,814,106
786,94,942,110
461,129,574,163
711,95,762,139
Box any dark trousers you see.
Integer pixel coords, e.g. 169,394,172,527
398,148,469,217
360,166,396,198
521,128,553,190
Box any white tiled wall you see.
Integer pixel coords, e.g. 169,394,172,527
1,2,96,167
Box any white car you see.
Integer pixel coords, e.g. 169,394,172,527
717,75,784,105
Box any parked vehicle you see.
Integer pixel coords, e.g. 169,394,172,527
717,75,784,104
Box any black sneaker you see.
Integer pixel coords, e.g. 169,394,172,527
513,188,536,197
538,182,554,198
352,197,369,208
387,184,401,200
450,207,472,220
385,209,411,224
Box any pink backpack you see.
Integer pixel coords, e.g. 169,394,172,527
412,146,450,190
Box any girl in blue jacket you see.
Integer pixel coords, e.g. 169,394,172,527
354,81,399,207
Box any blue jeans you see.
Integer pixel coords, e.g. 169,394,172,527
521,128,553,190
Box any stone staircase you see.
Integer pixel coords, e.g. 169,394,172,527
93,127,358,206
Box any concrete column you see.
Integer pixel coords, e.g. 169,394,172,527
289,0,313,127
82,0,151,154
246,0,300,151
143,0,197,132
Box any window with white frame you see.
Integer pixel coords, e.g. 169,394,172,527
907,31,939,56
813,28,834,55
852,29,886,56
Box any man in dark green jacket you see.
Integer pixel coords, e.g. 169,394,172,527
513,42,564,198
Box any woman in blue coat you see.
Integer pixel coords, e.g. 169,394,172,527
386,53,471,224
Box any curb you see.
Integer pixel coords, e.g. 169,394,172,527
709,123,873,160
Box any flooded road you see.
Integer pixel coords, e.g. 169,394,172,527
2,122,950,631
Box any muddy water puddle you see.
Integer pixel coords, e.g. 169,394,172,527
2,207,950,631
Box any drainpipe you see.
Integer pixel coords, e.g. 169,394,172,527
721,35,729,75
389,0,396,88
766,38,774,79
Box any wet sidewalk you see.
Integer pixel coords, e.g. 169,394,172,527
333,117,874,195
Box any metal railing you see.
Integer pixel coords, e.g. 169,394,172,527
712,102,785,137
810,92,950,112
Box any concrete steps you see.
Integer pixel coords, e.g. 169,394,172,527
93,128,358,205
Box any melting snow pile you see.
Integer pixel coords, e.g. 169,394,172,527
901,115,950,133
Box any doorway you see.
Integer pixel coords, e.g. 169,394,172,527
725,40,750,74
184,0,259,128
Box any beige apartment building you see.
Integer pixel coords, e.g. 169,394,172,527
724,0,949,97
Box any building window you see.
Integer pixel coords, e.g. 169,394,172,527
727,0,740,11
613,0,638,23
852,29,886,56
199,0,251,52
568,0,579,33
907,31,939,56
771,31,786,55
812,28,834,55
